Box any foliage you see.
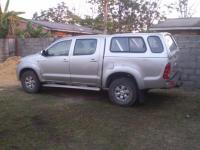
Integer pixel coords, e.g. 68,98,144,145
177,0,192,18
80,15,104,31
166,0,193,18
0,0,24,38
32,2,81,24
88,0,166,33
32,0,166,34
17,22,51,38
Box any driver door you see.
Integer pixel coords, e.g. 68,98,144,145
38,40,72,83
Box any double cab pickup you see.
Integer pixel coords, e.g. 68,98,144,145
17,33,181,106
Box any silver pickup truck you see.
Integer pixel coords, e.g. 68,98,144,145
17,33,181,106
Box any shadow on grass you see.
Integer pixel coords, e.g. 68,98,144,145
34,86,179,108
41,87,109,102
12,85,182,113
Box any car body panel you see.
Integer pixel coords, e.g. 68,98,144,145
69,37,105,87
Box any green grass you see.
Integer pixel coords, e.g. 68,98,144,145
0,86,200,150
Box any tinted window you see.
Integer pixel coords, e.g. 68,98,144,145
165,35,177,52
148,36,164,53
110,37,129,52
129,37,146,53
47,40,71,56
110,37,146,53
74,39,97,55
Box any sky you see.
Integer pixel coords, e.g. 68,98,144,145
1,0,200,19
1,0,93,18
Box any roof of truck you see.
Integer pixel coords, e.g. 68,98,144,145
58,32,169,41
110,32,169,37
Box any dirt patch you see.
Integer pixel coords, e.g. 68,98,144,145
0,56,20,87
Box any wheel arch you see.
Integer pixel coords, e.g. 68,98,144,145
19,68,40,81
105,72,140,89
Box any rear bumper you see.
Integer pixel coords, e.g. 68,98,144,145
165,71,182,88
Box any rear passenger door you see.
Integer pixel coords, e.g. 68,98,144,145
70,38,101,86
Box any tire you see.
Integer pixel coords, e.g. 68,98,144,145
108,78,138,107
144,89,150,94
21,70,41,93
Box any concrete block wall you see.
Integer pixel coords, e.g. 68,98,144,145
17,38,55,57
0,39,15,62
175,35,200,89
0,39,4,62
0,36,200,89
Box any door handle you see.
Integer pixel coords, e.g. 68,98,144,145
63,59,68,62
90,59,97,62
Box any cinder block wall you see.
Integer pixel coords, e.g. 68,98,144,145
17,38,55,57
0,36,200,89
175,35,200,89
0,39,15,62
0,39,5,62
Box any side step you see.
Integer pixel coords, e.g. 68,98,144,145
42,84,101,91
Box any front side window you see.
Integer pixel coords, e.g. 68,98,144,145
148,36,164,53
74,39,97,55
47,40,71,56
164,35,177,52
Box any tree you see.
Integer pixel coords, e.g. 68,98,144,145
32,2,81,24
32,0,165,34
88,0,165,33
16,22,51,38
0,0,24,38
178,0,191,18
168,0,195,18
80,14,105,31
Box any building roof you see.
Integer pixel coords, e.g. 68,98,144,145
150,18,200,31
28,20,102,34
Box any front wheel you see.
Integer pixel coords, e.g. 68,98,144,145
21,70,41,93
108,78,138,107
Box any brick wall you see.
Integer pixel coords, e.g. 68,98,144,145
175,35,200,88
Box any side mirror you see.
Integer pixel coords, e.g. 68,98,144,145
41,50,48,56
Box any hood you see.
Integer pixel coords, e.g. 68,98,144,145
21,53,42,62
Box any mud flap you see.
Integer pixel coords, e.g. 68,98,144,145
138,90,145,104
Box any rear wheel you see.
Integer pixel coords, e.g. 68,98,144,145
108,78,138,106
21,70,41,93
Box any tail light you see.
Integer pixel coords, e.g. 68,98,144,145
163,63,171,80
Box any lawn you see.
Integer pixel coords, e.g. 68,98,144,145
0,86,200,150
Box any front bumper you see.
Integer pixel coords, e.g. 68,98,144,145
16,64,21,80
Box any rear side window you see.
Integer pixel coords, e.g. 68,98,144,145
110,37,129,52
129,37,146,52
110,37,146,53
164,35,177,52
148,36,164,53
74,39,97,55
